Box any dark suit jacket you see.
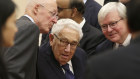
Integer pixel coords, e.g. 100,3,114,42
84,0,102,30
95,39,114,54
41,33,50,46
0,54,8,79
86,36,140,79
37,43,87,79
1,16,40,79
79,22,105,57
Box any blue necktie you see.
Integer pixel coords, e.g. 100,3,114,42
61,64,75,79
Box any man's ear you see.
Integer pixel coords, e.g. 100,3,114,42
49,34,54,46
33,4,40,15
71,8,77,17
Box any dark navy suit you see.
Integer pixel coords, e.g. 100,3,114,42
84,0,102,30
86,36,140,79
80,22,105,57
95,39,114,54
0,55,8,79
37,43,87,79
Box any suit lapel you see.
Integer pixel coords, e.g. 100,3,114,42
82,22,89,33
47,45,65,78
80,22,89,41
85,0,91,7
106,40,114,49
71,55,82,79
79,22,90,45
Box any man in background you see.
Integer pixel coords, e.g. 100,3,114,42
84,0,102,30
1,0,57,79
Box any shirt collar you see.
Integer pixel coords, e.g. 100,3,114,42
83,0,87,4
114,34,132,49
67,60,74,74
24,14,35,23
61,60,74,74
79,18,86,29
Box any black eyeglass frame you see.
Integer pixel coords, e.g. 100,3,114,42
101,18,123,30
54,34,79,48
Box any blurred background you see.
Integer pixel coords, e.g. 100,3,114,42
13,0,104,19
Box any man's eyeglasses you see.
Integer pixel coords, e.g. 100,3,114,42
101,18,123,31
54,34,79,49
40,4,59,19
57,7,72,12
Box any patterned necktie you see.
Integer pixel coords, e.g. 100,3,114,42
61,64,75,79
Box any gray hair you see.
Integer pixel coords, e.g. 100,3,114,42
98,2,126,25
51,18,83,41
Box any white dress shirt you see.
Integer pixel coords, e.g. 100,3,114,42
79,18,86,29
62,60,74,74
24,15,35,23
114,34,132,49
83,0,87,4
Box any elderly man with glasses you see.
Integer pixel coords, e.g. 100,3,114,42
37,19,87,79
95,2,131,54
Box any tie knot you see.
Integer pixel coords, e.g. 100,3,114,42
119,44,123,47
62,64,70,71
61,63,75,79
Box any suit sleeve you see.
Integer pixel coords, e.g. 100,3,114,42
2,21,39,79
85,56,100,79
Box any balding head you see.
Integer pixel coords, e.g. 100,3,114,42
25,0,58,34
26,0,56,13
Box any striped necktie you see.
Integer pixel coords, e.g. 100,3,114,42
61,63,75,79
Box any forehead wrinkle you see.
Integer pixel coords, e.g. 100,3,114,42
58,30,79,42
102,10,121,25
41,0,57,11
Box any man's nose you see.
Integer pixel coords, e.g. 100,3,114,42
65,44,71,52
107,25,113,32
52,17,57,23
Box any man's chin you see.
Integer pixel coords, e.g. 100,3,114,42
110,38,119,43
40,29,49,34
59,59,69,65
60,62,67,65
